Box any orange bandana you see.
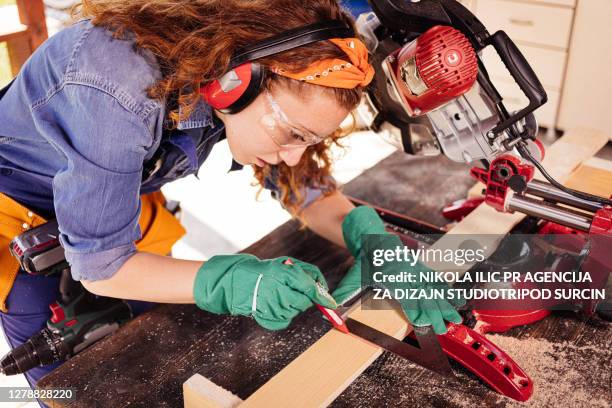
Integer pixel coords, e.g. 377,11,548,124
273,38,374,89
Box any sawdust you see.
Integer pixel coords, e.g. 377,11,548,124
334,327,611,408
333,351,499,407
486,334,612,408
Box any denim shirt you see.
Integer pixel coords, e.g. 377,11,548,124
0,20,323,282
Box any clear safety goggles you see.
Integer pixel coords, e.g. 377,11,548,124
260,90,327,148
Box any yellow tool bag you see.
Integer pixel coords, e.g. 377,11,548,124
0,191,186,312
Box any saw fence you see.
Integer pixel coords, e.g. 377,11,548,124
37,128,612,408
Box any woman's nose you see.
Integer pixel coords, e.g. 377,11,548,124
278,145,307,167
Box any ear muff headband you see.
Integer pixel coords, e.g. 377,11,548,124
201,20,355,114
229,20,355,68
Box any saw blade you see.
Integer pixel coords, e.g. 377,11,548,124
344,318,454,378
334,289,455,378
345,317,455,378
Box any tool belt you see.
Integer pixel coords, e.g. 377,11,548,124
0,191,186,312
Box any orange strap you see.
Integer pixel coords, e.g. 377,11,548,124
0,192,186,313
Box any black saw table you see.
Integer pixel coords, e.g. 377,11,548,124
38,153,612,408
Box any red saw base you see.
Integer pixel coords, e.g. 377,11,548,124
408,323,533,401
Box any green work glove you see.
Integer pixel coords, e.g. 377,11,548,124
194,254,337,330
332,206,464,334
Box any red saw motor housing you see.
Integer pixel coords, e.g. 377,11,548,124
390,25,478,116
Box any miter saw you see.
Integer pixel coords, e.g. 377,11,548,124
354,0,612,210
336,0,611,400
350,0,611,325
355,0,546,162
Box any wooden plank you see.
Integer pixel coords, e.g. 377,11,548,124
241,306,409,408
184,374,242,408
186,127,608,407
531,127,610,182
584,156,612,173
565,164,612,198
180,305,409,408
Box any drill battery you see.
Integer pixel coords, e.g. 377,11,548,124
9,219,69,275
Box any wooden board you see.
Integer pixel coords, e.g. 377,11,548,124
186,128,610,407
565,164,612,198
184,374,242,408
242,307,409,407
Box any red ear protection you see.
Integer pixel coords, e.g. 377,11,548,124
200,62,265,114
198,20,355,115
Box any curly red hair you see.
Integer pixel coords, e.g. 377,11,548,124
74,0,364,216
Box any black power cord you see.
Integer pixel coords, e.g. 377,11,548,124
516,142,612,207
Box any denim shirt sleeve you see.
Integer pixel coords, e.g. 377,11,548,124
32,84,154,281
263,166,333,210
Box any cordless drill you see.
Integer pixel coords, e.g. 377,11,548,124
1,221,133,375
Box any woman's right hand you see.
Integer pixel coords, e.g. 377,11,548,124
193,254,337,330
332,205,464,334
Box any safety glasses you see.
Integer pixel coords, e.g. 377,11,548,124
259,90,327,148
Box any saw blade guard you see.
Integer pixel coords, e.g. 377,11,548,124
355,0,548,165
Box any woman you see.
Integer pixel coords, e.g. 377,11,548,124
0,0,461,390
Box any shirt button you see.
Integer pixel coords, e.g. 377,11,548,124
27,211,33,218
22,223,30,230
0,168,12,176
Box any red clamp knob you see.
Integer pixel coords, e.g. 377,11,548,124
470,155,535,212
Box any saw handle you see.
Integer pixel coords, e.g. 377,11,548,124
316,305,350,334
487,30,547,136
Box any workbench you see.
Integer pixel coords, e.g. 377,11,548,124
38,147,612,407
